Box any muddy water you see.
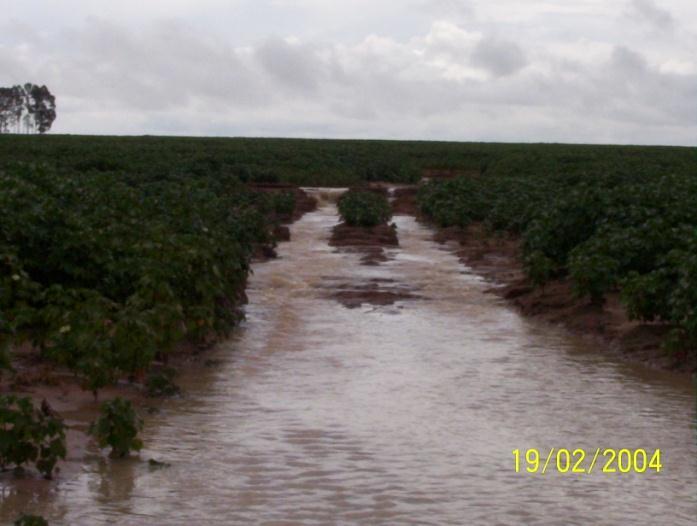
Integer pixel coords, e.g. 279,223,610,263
3,190,696,525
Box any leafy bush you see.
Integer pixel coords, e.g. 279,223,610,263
1,137,696,376
0,165,271,394
621,269,676,322
146,367,181,398
0,396,66,478
338,190,392,227
272,191,296,217
522,186,608,269
417,153,697,362
362,160,420,183
250,168,279,183
621,232,697,353
89,398,143,458
524,251,558,286
14,515,49,526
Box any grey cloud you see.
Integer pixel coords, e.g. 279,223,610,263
628,0,675,31
573,45,697,127
610,45,648,77
471,37,527,77
52,18,269,111
255,37,323,94
2,8,695,145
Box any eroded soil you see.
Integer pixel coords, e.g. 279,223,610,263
329,223,399,266
321,277,422,309
2,180,692,488
0,188,319,477
432,222,695,375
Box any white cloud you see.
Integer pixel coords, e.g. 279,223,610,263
0,0,695,144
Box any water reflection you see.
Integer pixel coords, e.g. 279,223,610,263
90,459,137,511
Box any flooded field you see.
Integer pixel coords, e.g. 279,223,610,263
2,191,696,525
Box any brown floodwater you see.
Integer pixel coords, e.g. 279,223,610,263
2,189,696,525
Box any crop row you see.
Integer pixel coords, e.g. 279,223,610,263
417,158,697,361
0,164,289,393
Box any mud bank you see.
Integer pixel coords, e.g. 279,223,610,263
322,277,422,308
390,186,419,216
329,223,399,265
252,186,318,260
388,183,694,375
431,223,695,376
2,341,222,481
0,188,319,483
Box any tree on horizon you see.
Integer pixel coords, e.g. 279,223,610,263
0,83,56,134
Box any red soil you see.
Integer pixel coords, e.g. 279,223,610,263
391,186,419,216
324,278,422,309
0,187,319,478
329,223,399,265
385,182,693,374
432,223,694,375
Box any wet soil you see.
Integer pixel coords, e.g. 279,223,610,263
432,223,695,375
329,223,399,266
322,277,422,309
3,180,693,487
287,187,320,222
0,189,319,478
252,187,317,260
384,182,693,374
391,186,419,216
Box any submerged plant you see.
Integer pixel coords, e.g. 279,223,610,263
145,367,181,398
14,515,49,526
0,396,66,479
89,398,143,458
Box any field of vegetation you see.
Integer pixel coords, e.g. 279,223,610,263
2,137,695,374
417,145,697,363
0,135,430,187
0,135,694,480
1,136,695,372
0,146,298,397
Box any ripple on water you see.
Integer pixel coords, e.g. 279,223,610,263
4,195,696,525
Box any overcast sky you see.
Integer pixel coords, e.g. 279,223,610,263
2,0,696,144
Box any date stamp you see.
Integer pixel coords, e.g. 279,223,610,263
513,448,662,474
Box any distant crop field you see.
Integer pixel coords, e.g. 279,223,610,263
1,134,695,395
1,134,693,186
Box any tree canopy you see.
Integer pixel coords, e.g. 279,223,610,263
0,84,56,134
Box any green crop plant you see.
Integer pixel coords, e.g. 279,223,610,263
0,396,66,479
146,367,181,398
338,190,392,227
417,146,697,362
89,398,143,458
14,515,49,526
0,163,272,395
0,135,695,381
272,191,296,217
